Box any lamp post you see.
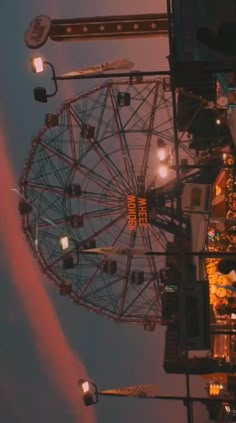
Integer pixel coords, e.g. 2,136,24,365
30,56,170,102
58,236,236,260
54,69,170,80
31,57,58,102
78,379,235,423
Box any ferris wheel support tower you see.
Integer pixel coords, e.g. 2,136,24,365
25,13,169,49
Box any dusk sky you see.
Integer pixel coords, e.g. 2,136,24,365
0,1,209,422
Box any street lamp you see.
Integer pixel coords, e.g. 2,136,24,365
30,57,58,102
31,56,44,73
79,379,98,406
79,379,236,423
156,138,170,162
74,244,236,259
30,56,171,103
58,235,80,269
59,235,70,251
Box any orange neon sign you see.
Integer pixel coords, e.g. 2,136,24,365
127,195,148,231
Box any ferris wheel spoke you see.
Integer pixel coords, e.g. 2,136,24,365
27,149,52,182
117,229,137,316
120,81,159,132
43,152,70,187
81,190,121,202
31,218,66,229
42,122,73,158
140,226,158,272
109,86,137,191
82,278,124,316
27,149,68,190
46,211,127,270
86,138,130,192
140,83,160,181
77,218,128,302
82,200,122,214
140,226,162,302
40,140,123,197
79,164,124,197
40,141,75,169
148,224,169,251
83,204,125,219
139,227,160,299
154,115,173,134
27,189,61,219
66,107,77,160
75,261,105,304
82,276,122,313
122,277,158,318
26,182,65,196
68,88,129,188
77,162,125,196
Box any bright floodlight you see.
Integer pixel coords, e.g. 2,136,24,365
81,380,90,394
78,379,98,406
157,138,168,161
59,235,69,250
157,148,167,161
225,405,231,413
159,165,168,178
216,118,221,125
31,57,44,73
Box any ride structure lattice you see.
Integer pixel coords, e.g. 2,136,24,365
22,3,232,330
19,76,198,327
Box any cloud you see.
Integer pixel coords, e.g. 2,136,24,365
0,126,96,423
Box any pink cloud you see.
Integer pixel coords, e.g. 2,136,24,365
0,127,96,423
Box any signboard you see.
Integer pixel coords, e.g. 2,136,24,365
25,14,168,47
127,195,148,231
25,15,51,49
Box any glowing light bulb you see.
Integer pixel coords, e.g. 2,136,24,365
159,165,168,178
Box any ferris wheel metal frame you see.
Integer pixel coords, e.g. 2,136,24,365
20,1,215,328
19,72,199,326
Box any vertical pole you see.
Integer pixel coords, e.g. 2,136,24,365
185,372,193,423
166,0,182,218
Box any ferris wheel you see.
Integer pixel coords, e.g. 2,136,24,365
19,77,197,327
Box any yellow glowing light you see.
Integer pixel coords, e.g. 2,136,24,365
215,185,222,196
210,285,217,295
32,57,44,73
217,275,228,285
216,287,227,298
209,383,222,396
